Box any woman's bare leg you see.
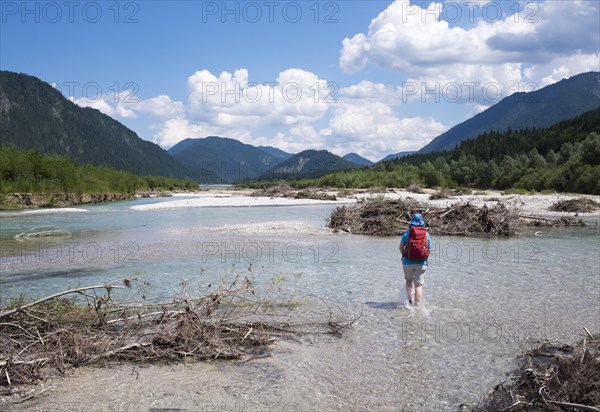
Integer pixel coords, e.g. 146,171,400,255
405,280,414,304
414,285,423,306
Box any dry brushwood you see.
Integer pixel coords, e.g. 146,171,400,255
521,215,586,227
429,189,452,200
428,188,469,200
549,198,600,213
327,197,421,236
0,275,358,394
407,184,425,194
328,198,519,236
426,202,516,236
328,198,587,237
250,185,336,201
294,189,337,201
474,333,600,411
250,184,295,198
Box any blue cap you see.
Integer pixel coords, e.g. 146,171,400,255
409,213,425,227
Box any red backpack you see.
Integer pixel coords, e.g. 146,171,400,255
405,226,430,261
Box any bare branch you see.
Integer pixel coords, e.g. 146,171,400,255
0,284,124,319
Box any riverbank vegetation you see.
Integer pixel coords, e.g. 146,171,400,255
243,109,600,195
0,146,198,207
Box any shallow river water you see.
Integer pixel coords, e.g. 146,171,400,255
1,196,599,411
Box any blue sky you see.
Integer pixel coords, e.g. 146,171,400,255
2,0,599,161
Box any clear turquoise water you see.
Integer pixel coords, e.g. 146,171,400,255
1,197,599,409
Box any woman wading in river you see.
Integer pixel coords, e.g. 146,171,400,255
400,213,432,306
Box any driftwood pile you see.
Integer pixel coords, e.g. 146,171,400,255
0,275,357,399
250,184,336,201
475,331,600,411
250,184,295,198
327,197,422,236
427,202,514,236
328,198,516,236
524,215,587,227
328,198,585,237
429,190,452,200
550,198,600,213
428,188,471,200
294,189,337,201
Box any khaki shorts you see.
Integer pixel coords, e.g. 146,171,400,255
402,264,427,286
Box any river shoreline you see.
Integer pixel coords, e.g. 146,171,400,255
180,187,600,220
0,191,177,210
2,188,599,220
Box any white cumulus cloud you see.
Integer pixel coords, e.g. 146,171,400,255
186,68,330,128
71,66,454,160
326,100,446,160
152,68,336,149
69,96,136,118
132,95,185,118
340,0,599,101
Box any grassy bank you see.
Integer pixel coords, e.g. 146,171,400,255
0,146,198,208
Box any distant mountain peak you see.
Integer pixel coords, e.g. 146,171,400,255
169,136,285,183
379,151,416,162
257,145,293,161
258,149,358,180
343,152,374,166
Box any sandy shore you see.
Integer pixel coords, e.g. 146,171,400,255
129,192,352,211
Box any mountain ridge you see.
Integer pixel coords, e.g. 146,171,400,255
0,71,219,183
258,145,293,161
419,72,600,153
380,151,417,162
168,136,282,183
343,152,374,167
258,149,359,180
